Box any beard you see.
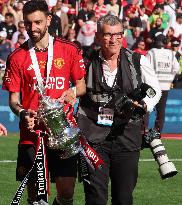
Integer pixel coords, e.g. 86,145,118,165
156,24,162,28
28,27,47,43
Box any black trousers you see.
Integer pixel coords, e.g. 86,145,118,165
84,139,140,205
154,90,169,132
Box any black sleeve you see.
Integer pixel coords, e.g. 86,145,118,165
132,51,142,86
57,16,62,37
0,22,5,31
68,0,76,8
147,30,153,39
77,10,86,21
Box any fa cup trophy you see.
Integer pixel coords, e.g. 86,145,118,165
37,86,81,159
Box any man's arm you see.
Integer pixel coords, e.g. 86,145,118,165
59,77,86,105
172,51,180,74
61,12,69,37
75,77,86,97
78,19,85,27
140,55,162,112
6,1,18,27
9,92,23,116
9,92,37,130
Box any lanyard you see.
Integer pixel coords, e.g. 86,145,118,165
28,35,54,95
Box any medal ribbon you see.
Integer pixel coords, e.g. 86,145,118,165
10,132,48,204
64,103,105,170
28,35,54,94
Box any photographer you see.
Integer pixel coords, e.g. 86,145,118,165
77,14,161,205
146,34,180,132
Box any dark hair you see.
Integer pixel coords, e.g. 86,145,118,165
23,0,49,17
137,37,145,43
132,37,145,50
18,20,24,27
18,33,26,40
87,11,95,20
140,4,145,9
153,4,162,10
168,27,174,32
176,13,182,20
154,34,167,48
5,12,14,18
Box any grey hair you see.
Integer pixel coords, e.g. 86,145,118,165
97,14,123,33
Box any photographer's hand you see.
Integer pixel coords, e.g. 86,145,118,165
133,101,147,112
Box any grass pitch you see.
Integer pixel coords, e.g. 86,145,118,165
0,133,182,205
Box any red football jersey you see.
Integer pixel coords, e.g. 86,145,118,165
3,37,85,144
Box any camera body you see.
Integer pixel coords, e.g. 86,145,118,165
144,129,177,179
114,83,156,120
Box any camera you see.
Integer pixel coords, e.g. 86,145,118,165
143,129,177,179
114,83,156,120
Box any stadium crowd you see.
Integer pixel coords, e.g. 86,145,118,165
0,0,181,74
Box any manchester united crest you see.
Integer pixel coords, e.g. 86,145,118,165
54,58,65,69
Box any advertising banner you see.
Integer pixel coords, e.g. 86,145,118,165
0,86,182,133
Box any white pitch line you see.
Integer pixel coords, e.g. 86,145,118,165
0,160,16,163
1,159,182,163
140,159,182,162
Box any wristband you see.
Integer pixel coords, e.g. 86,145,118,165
72,87,77,97
18,109,26,118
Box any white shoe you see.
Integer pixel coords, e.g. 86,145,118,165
33,202,39,205
26,199,39,205
38,199,49,205
27,199,49,205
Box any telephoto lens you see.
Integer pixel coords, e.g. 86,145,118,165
144,129,177,179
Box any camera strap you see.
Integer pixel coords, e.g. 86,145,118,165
96,74,118,126
125,49,139,89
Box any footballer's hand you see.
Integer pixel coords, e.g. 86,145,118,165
20,109,37,131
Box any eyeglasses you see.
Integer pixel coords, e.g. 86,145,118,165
102,32,123,40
